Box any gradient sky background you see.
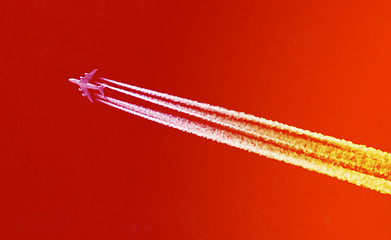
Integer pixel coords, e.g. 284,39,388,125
2,0,391,239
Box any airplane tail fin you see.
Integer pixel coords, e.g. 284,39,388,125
98,84,108,99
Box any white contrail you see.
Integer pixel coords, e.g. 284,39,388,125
96,94,391,195
99,77,391,160
101,83,391,182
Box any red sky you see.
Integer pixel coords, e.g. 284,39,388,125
2,0,391,239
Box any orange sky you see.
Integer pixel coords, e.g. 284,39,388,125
2,0,391,239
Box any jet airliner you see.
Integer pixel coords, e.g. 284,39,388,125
69,69,107,102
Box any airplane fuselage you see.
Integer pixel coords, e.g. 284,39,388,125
69,78,99,90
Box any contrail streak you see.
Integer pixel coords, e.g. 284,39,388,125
100,78,384,150
95,80,391,195
100,80,391,180
100,78,390,157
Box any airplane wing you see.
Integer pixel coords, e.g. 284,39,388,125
82,87,93,102
80,69,98,83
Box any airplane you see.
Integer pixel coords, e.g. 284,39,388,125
69,69,107,102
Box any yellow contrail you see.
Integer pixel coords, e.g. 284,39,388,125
103,84,391,181
100,77,390,154
96,80,391,195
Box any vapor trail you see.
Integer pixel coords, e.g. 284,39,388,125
99,78,390,158
101,81,391,180
95,80,391,195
